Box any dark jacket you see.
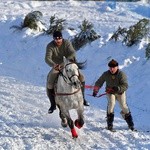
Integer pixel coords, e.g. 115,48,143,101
94,69,128,94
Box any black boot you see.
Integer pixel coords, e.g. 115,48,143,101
125,112,135,131
47,88,56,114
81,82,90,106
107,113,114,130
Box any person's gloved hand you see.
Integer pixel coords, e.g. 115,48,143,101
54,64,61,71
92,90,98,97
112,86,119,92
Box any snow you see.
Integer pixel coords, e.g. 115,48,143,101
0,0,150,149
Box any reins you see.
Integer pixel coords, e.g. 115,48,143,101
58,63,79,85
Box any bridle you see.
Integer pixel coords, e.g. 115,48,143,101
55,62,81,96
59,62,79,86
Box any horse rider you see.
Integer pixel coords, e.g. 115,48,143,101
45,30,90,114
92,59,135,131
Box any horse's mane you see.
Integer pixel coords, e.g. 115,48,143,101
76,61,87,69
69,58,87,70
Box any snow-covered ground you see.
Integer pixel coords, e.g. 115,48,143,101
0,1,150,149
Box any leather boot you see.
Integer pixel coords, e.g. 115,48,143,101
47,88,56,114
81,82,90,106
107,113,114,130
125,112,135,131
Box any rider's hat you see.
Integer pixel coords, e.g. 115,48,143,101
108,59,119,67
53,30,62,38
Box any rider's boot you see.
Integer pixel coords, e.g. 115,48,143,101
125,112,135,131
81,82,90,106
47,88,56,114
107,113,114,131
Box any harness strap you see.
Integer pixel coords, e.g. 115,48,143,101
55,88,80,96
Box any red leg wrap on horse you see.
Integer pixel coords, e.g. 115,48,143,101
75,119,83,129
71,128,78,138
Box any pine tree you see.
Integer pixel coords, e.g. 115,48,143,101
71,19,100,51
46,15,66,35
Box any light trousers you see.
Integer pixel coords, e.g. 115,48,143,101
107,92,130,117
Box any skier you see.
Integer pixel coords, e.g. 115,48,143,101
93,59,135,131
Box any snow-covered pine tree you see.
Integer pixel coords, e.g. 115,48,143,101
146,43,150,60
71,19,100,51
46,15,66,35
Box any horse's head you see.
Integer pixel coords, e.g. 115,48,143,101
63,57,81,89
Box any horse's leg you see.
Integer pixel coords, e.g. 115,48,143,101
65,110,78,138
57,105,68,128
75,106,84,129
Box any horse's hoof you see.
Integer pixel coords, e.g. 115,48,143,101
61,118,67,128
61,123,67,128
72,136,78,139
75,119,83,129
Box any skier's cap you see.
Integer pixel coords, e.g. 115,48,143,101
53,30,62,38
108,59,119,67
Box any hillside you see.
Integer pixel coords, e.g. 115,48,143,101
0,1,150,149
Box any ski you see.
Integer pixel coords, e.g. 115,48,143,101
130,128,137,132
104,127,140,132
102,127,150,133
105,127,116,132
132,129,149,133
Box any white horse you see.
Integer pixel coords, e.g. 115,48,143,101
55,57,84,138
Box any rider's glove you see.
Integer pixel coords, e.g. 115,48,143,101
92,90,98,97
54,64,61,71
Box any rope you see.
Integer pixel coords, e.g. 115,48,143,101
87,93,107,98
85,84,114,98
85,84,150,112
55,88,80,96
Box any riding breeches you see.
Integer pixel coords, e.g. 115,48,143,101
46,68,85,89
106,92,130,117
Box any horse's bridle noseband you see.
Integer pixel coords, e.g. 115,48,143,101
59,63,80,86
